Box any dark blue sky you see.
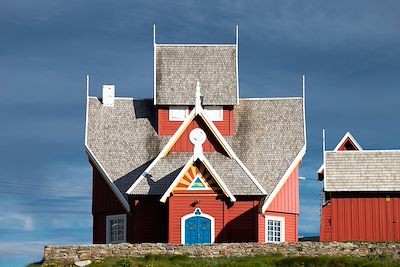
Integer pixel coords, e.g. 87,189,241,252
1,1,400,266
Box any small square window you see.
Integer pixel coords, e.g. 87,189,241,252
106,214,126,244
204,106,223,121
169,106,188,121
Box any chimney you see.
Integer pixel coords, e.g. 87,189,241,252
102,85,115,106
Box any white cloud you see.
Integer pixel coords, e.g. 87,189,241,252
0,213,34,231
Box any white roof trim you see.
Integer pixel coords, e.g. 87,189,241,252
262,144,306,213
159,154,236,203
317,132,362,174
85,146,130,212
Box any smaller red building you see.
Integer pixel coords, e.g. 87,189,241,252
319,132,400,242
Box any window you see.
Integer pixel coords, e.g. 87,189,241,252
265,216,285,243
106,214,126,243
169,106,188,121
204,106,223,121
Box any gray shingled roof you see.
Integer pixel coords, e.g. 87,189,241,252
227,99,305,199
86,97,168,199
155,45,237,105
131,152,264,195
325,151,400,192
87,97,305,199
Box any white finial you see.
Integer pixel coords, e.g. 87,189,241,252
153,24,156,45
195,81,202,114
236,25,239,45
86,74,90,97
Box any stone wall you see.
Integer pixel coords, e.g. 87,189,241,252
44,242,400,262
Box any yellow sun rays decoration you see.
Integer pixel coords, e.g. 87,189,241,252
174,163,220,192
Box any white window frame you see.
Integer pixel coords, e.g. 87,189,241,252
265,215,285,243
169,106,189,121
106,214,127,244
181,208,215,245
204,106,223,121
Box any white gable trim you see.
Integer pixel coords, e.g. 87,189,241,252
85,146,130,212
160,155,236,203
127,97,266,197
333,132,363,151
262,145,306,213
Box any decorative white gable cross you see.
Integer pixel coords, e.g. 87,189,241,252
195,81,202,115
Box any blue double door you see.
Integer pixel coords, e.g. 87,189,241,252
185,216,211,245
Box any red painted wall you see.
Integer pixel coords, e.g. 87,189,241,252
129,197,168,243
262,166,299,243
158,107,234,136
168,194,259,244
328,195,400,241
92,164,126,243
267,166,299,214
170,117,226,153
320,203,332,241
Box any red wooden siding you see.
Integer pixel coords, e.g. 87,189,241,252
158,107,234,136
129,197,168,243
169,117,226,153
225,201,259,242
267,166,299,214
92,164,126,243
320,203,332,241
264,211,298,242
92,164,125,214
262,167,300,243
168,195,259,244
330,196,400,241
258,214,265,243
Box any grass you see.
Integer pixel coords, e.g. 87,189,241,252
28,254,400,267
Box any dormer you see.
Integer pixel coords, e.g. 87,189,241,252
318,132,362,180
153,26,238,137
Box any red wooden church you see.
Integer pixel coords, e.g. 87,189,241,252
319,132,400,242
85,30,306,244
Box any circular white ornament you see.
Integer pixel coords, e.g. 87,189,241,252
189,128,207,145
